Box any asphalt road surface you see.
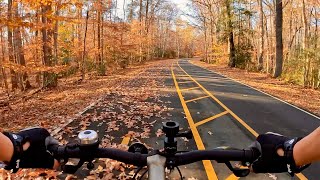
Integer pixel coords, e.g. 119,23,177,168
58,59,319,180
170,59,320,180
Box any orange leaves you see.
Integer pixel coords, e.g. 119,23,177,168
0,169,59,179
20,0,53,9
0,59,175,179
106,120,119,132
65,174,78,180
80,118,91,130
1,61,69,74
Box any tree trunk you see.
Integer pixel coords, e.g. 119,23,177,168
35,9,42,87
176,32,180,58
226,0,236,67
7,0,18,90
312,7,318,88
97,3,102,65
123,0,126,20
302,0,310,87
81,10,89,80
13,3,31,90
273,0,283,78
204,18,208,63
210,16,215,60
42,3,57,88
14,26,31,91
139,0,143,62
54,1,61,66
101,15,104,66
145,0,150,61
258,0,264,71
145,0,149,31
114,0,118,19
129,0,134,22
0,29,9,94
77,7,82,69
266,20,270,73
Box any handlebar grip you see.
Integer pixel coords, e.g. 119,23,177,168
175,149,260,166
47,144,67,160
47,144,148,167
244,148,261,162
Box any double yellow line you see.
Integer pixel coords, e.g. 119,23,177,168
171,60,308,180
171,62,219,180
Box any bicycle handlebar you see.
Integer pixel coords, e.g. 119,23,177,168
48,144,148,167
174,149,259,166
48,144,259,167
47,122,261,177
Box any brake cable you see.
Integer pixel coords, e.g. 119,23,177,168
133,166,144,179
176,166,183,180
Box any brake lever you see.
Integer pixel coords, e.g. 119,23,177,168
58,139,97,174
225,161,250,177
213,146,254,177
61,159,85,174
176,130,193,139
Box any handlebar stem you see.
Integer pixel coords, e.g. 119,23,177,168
147,155,166,180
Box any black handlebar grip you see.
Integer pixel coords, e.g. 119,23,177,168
47,143,148,167
243,148,261,162
175,149,261,166
47,144,66,160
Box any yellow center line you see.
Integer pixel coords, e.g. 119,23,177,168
121,135,131,145
225,174,240,180
195,111,229,127
180,86,200,92
179,60,309,180
178,81,194,84
176,75,189,77
185,95,210,103
177,61,259,137
171,62,218,180
296,174,308,180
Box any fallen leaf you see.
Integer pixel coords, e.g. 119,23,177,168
65,174,77,180
156,129,164,137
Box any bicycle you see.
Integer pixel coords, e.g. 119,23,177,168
48,121,261,180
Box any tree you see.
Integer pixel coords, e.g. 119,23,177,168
273,0,283,78
7,0,18,90
226,0,236,67
13,1,31,90
0,28,9,94
258,0,264,71
81,10,89,80
302,0,310,87
41,1,57,88
54,0,61,66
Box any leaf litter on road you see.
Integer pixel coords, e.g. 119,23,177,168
0,60,199,179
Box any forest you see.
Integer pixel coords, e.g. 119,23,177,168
0,0,197,95
190,0,320,88
0,0,319,96
0,1,319,179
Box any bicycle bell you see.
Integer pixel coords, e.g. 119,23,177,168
78,130,99,148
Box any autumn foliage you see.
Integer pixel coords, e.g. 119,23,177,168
0,0,197,95
190,0,320,88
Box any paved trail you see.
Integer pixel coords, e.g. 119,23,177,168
171,59,319,180
58,59,319,179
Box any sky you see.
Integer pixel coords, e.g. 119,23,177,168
116,0,190,21
172,0,189,11
173,0,190,21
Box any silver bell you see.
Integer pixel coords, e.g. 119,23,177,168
78,130,99,145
